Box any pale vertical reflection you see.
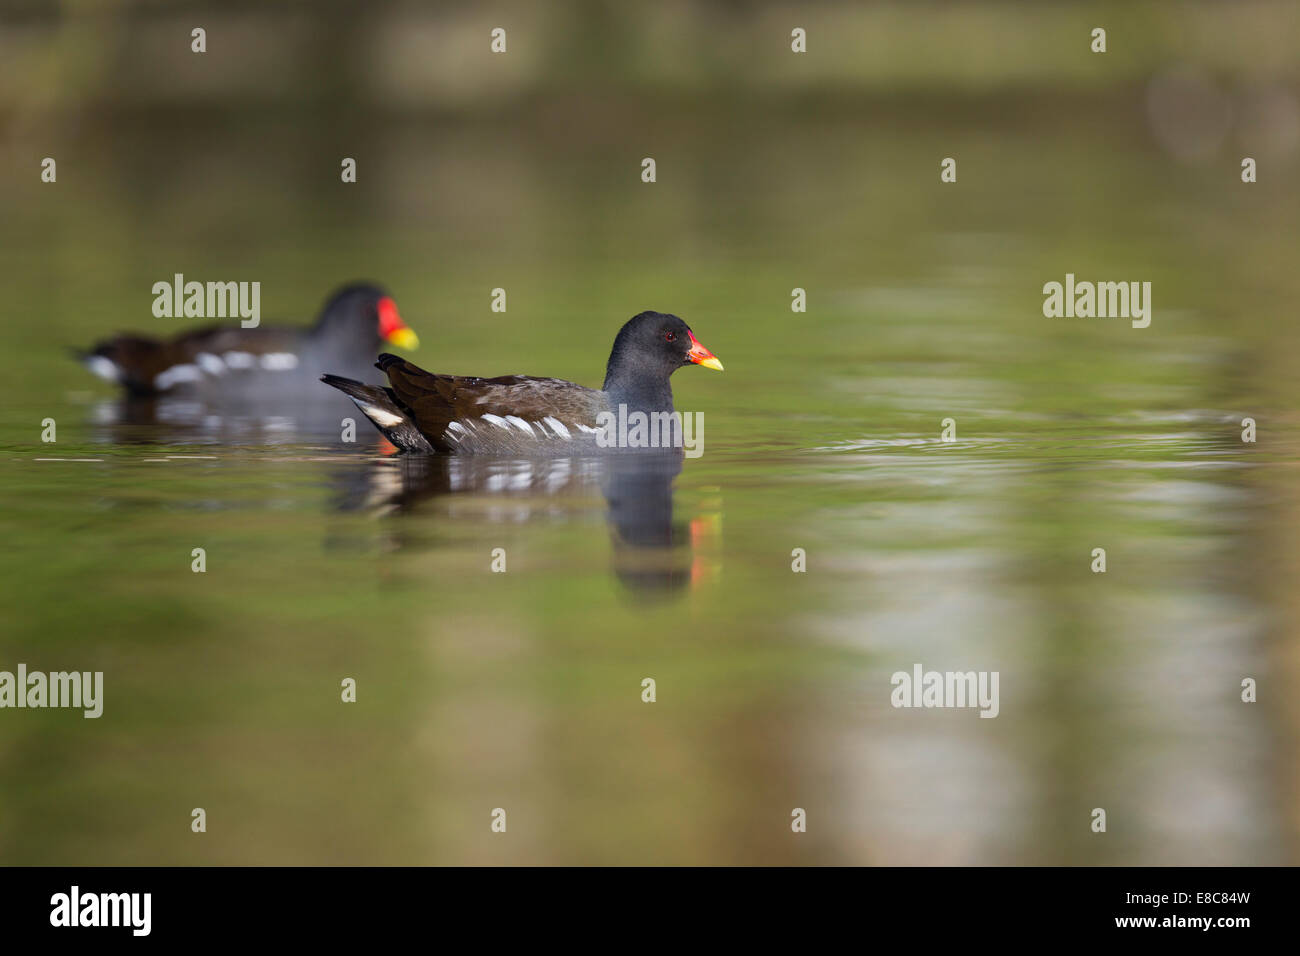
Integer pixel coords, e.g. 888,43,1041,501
417,611,547,864
807,447,1275,864
1272,475,1300,862
1016,465,1268,864
810,455,1036,865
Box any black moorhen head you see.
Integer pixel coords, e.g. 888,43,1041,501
77,281,418,397
321,310,723,454
309,283,419,356
602,311,723,410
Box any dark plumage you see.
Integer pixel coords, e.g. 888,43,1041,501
77,282,418,397
321,311,723,453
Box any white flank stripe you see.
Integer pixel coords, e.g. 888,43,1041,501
447,421,468,434
223,350,255,369
86,356,120,382
260,352,299,370
154,364,202,389
542,416,571,439
505,415,535,436
481,414,512,431
196,352,226,375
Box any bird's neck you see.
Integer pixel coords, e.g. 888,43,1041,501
307,319,374,357
602,362,675,415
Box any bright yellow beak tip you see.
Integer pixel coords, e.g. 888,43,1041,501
698,356,724,371
387,328,419,351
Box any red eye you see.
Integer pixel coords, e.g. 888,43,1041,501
665,331,676,342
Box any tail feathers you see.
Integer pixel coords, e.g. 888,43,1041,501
320,373,388,405
320,374,435,452
74,337,167,395
74,346,129,388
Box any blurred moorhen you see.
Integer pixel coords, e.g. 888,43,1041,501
77,282,419,397
321,310,722,453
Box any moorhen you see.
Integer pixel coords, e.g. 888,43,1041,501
77,282,419,397
321,311,723,453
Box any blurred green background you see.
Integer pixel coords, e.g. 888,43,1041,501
1,0,1298,864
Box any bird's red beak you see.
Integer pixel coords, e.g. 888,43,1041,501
378,297,419,351
686,330,724,371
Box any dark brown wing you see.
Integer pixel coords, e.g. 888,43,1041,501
84,324,307,394
377,354,606,445
170,324,304,359
83,335,185,394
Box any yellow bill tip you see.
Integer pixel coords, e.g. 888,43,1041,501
386,327,419,351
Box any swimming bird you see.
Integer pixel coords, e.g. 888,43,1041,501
321,310,722,453
77,282,419,397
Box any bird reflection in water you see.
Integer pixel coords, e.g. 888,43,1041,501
83,398,713,597
86,394,364,445
335,448,705,597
